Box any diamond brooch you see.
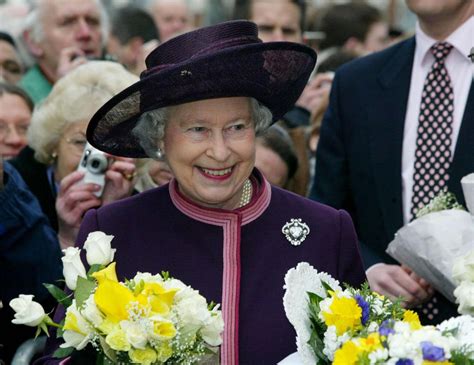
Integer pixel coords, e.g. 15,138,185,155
282,218,310,246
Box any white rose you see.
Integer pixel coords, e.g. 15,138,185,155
81,295,104,327
201,311,224,347
175,289,211,334
452,250,474,284
84,231,116,266
61,301,92,350
9,295,46,327
454,281,474,315
120,320,148,349
132,272,163,284
62,247,87,290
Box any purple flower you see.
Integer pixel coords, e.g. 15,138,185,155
355,294,370,325
378,319,395,337
395,359,414,365
421,341,445,361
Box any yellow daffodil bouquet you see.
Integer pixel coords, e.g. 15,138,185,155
9,231,224,365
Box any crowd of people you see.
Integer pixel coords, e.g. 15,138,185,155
0,0,472,363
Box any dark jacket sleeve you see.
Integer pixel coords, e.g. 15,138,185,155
336,209,366,287
0,162,62,363
310,70,386,269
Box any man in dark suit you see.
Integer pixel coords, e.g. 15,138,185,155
311,0,473,324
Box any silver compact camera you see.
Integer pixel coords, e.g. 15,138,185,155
77,142,109,197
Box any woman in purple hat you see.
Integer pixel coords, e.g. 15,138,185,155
39,20,365,364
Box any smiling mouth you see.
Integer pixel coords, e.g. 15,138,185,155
200,167,233,178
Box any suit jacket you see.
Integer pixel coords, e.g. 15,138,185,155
310,37,474,322
38,170,366,365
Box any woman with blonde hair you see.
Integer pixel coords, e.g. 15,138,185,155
10,61,138,248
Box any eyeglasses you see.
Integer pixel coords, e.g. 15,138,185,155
0,122,28,139
65,137,87,152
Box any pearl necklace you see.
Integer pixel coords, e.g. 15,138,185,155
238,179,253,208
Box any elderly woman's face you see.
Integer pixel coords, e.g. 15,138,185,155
163,97,256,210
54,120,88,182
0,93,31,159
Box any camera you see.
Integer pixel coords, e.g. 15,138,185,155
77,143,109,197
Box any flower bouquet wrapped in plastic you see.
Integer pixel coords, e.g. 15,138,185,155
386,190,474,303
9,232,223,365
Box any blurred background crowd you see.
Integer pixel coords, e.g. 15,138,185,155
0,0,471,364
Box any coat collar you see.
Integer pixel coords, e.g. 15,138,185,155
169,168,271,226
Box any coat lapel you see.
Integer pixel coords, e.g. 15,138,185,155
367,38,415,238
449,81,474,203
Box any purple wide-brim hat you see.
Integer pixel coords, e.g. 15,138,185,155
87,20,317,158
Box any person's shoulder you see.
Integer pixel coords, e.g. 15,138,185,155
337,37,415,77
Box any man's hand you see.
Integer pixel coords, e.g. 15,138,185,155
56,47,88,80
295,72,334,114
367,263,434,308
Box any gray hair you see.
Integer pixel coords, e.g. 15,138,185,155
28,61,138,164
25,0,110,46
132,98,273,159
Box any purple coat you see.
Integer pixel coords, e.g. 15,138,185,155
39,171,365,364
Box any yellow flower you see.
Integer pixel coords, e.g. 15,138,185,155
94,278,137,323
322,294,362,335
403,310,422,330
423,362,454,365
129,347,158,365
359,333,382,352
63,310,86,335
155,341,173,362
333,340,361,365
152,320,177,340
106,326,131,351
141,282,178,316
97,318,116,335
92,262,119,283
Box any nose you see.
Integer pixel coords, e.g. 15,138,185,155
206,133,231,162
4,126,25,147
271,28,285,42
76,18,92,40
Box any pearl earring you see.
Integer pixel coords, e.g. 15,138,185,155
156,148,164,159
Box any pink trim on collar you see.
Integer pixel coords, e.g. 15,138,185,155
169,172,271,364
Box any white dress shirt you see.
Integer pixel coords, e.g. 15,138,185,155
401,16,474,225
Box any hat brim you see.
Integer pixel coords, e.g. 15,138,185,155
87,42,316,158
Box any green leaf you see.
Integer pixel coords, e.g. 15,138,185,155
87,264,104,277
53,346,74,359
38,321,50,337
75,276,96,308
321,280,334,294
44,283,73,308
161,271,170,280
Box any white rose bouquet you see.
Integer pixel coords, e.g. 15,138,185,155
10,231,224,365
386,190,474,302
